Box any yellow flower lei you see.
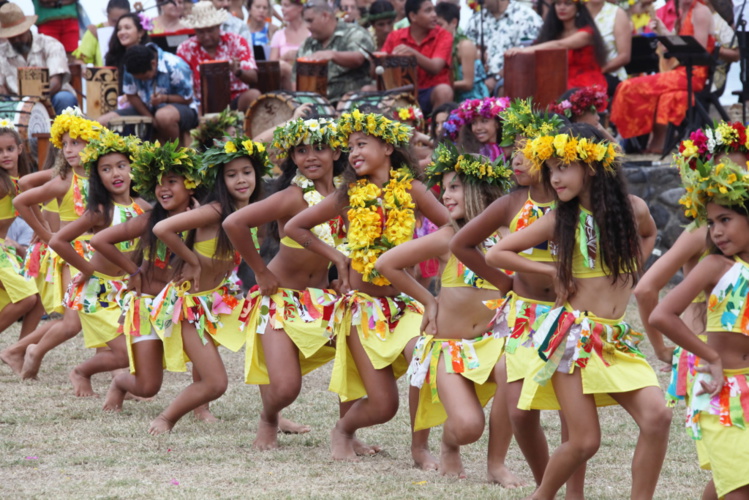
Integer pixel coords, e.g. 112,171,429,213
50,107,103,149
346,167,416,286
521,133,620,175
291,170,345,248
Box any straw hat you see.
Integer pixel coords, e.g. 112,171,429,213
0,3,37,39
182,1,228,29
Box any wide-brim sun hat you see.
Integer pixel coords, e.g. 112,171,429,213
0,3,37,39
182,1,229,29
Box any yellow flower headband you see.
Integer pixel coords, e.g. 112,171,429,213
130,140,204,194
79,130,141,175
521,133,620,174
676,157,749,226
0,118,16,131
425,142,514,193
202,136,273,185
271,118,343,159
337,110,412,148
50,106,104,149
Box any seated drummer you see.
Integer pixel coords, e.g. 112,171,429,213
381,0,453,116
98,44,198,144
293,0,376,104
0,3,79,114
178,1,260,112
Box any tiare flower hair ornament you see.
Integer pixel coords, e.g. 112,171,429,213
394,106,425,129
337,110,413,147
271,118,342,159
79,129,141,175
202,136,273,184
50,106,104,149
425,142,514,193
521,133,620,174
548,86,608,121
676,121,749,169
442,97,511,140
137,11,153,31
130,139,203,193
499,98,565,147
676,157,749,226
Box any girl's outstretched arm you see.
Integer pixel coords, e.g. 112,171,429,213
13,178,68,243
485,210,556,277
49,210,106,278
17,169,54,192
410,179,450,227
375,226,453,335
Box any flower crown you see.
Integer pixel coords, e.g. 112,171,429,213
0,118,16,131
271,118,342,159
130,140,203,194
79,130,141,174
676,121,749,168
202,136,273,185
442,97,511,140
521,133,620,174
548,86,608,120
499,98,565,147
394,106,424,127
677,157,749,226
425,142,514,193
337,110,412,148
190,107,243,150
50,107,104,149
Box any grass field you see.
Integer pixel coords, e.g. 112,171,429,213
0,299,711,499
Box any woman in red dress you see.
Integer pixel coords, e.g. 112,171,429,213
610,0,713,153
505,0,607,90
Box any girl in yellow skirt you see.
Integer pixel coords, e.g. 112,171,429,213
12,107,103,381
376,143,517,481
651,159,749,500
148,136,270,435
92,140,202,412
49,130,149,397
223,118,350,450
285,111,450,461
451,100,567,488
487,123,670,499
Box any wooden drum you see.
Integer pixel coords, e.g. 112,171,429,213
296,58,328,96
18,67,51,98
256,61,281,94
337,90,418,116
504,48,567,109
199,60,231,115
0,96,53,142
244,91,335,137
373,54,417,98
84,67,118,119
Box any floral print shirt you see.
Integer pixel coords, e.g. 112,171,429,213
122,44,197,112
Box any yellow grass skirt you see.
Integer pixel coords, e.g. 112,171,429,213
329,291,423,402
0,242,37,308
241,286,337,385
408,333,504,431
64,271,127,349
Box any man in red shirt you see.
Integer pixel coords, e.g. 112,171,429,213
382,0,453,115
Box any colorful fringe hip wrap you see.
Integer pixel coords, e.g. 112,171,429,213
240,285,338,384
686,366,749,440
0,240,38,306
21,241,58,313
63,271,128,349
666,334,708,408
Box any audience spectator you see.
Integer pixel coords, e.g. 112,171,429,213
630,0,656,34
73,0,131,66
363,0,396,50
247,0,278,58
340,0,362,22
295,0,375,104
382,0,453,115
105,12,151,94
392,0,408,28
588,0,631,100
178,1,259,111
429,101,457,143
212,0,254,44
708,0,739,94
151,0,187,33
31,0,80,58
0,4,78,114
270,0,309,90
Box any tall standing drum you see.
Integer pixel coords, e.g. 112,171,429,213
504,48,567,109
256,61,281,94
296,59,328,96
84,67,118,119
244,91,335,137
373,54,417,99
18,67,51,98
199,60,231,115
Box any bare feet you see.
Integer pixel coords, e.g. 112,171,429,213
69,368,97,397
439,442,466,479
102,380,126,412
352,436,382,456
412,445,439,471
193,404,218,423
123,392,154,402
20,344,42,380
330,424,358,461
253,416,280,451
278,416,311,434
487,463,524,488
0,347,24,375
148,414,174,435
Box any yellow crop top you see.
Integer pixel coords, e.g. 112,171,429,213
43,198,59,214
571,206,611,278
0,176,19,220
706,256,749,335
194,227,258,261
441,254,499,290
59,173,88,222
112,201,145,252
509,193,554,263
280,235,303,249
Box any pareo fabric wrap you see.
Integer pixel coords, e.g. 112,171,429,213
241,286,338,384
40,236,94,314
0,241,38,309
21,241,59,313
64,271,128,349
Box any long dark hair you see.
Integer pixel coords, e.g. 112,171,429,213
535,1,607,68
541,123,641,291
0,128,31,196
106,13,150,91
87,153,137,226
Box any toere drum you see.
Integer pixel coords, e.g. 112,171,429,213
256,61,281,94
504,48,567,109
296,58,328,96
18,67,51,98
373,54,417,99
244,91,335,137
199,60,231,116
84,66,118,119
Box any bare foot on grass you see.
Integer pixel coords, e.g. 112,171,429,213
123,392,154,402
0,347,24,375
488,463,524,488
278,416,311,434
439,443,466,478
253,417,279,450
21,344,41,380
331,424,358,461
148,414,174,435
352,436,382,456
69,368,97,397
412,445,439,471
193,404,218,422
102,381,126,412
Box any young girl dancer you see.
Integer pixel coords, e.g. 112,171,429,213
376,143,520,484
223,118,347,450
49,130,149,397
651,159,749,499
93,140,203,412
285,111,450,461
148,136,269,435
486,124,670,499
13,108,103,380
442,97,510,161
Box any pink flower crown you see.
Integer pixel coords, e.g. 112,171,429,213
442,97,511,140
548,86,607,119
